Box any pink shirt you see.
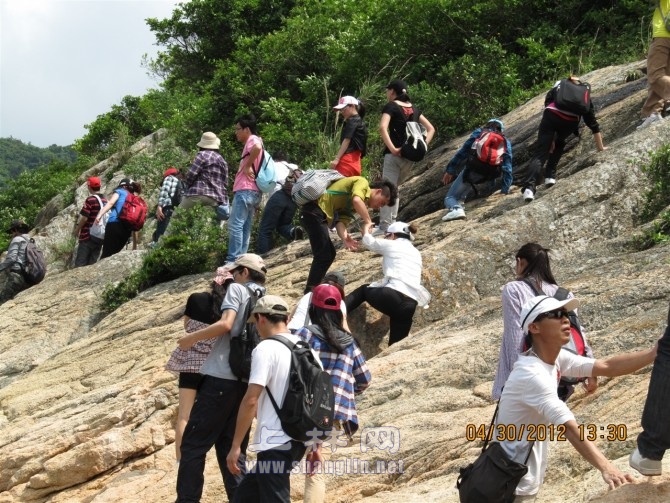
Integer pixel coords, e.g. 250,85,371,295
233,135,262,192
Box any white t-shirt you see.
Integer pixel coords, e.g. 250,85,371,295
497,349,595,496
248,333,322,452
287,292,347,332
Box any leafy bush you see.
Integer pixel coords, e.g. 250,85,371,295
101,205,227,312
640,144,670,223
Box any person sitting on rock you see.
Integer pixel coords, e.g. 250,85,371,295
441,119,513,222
0,220,32,304
345,221,430,346
496,294,656,500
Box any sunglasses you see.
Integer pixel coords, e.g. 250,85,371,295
536,309,570,321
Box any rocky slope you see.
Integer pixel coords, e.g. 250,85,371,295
2,61,670,502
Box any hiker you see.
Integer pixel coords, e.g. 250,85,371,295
301,177,397,293
174,253,267,502
297,284,371,503
227,115,263,264
331,96,368,177
256,152,303,255
441,119,513,221
165,267,234,462
492,243,596,401
630,302,670,476
96,179,141,259
225,295,310,503
495,294,656,500
345,221,430,346
287,270,349,333
0,220,32,303
378,79,435,234
151,167,184,247
72,176,107,267
181,132,229,211
638,1,670,129
521,76,605,202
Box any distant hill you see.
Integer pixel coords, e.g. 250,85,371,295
0,137,77,187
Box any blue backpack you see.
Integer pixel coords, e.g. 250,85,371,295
254,145,277,193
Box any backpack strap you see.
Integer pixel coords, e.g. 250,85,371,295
521,278,545,296
486,398,535,463
264,335,298,418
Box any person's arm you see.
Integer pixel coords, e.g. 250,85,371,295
95,192,120,223
330,138,351,169
242,143,263,179
492,284,524,399
178,308,236,349
592,345,657,377
226,383,263,475
186,156,203,187
593,132,606,152
0,238,20,272
442,130,479,184
335,221,358,251
564,419,634,489
380,113,400,156
73,215,87,238
419,114,435,145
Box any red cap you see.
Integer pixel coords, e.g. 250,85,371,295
164,167,179,177
310,284,342,310
87,176,101,190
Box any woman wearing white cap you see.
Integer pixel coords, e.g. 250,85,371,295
345,221,430,345
331,96,368,177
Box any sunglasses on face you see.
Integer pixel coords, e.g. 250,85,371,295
536,309,570,321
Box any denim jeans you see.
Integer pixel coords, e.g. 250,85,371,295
638,316,670,460
256,190,297,255
444,170,472,210
176,376,249,502
152,207,173,243
227,190,262,263
232,440,306,503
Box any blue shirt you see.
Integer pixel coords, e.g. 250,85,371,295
107,188,128,223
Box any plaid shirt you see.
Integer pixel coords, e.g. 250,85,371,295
165,319,217,374
296,327,371,432
185,150,229,205
157,175,180,208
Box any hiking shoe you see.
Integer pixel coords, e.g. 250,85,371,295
442,208,466,221
523,188,535,202
291,226,305,240
544,178,556,187
637,112,663,130
629,447,662,476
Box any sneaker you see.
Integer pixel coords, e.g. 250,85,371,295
291,226,305,240
522,188,535,202
544,178,556,187
637,112,663,130
629,447,662,476
441,208,466,221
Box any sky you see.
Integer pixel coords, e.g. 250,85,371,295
0,0,183,148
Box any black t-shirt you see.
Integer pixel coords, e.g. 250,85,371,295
381,102,420,153
184,292,218,325
340,115,368,156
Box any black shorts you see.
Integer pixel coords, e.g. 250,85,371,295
178,372,204,390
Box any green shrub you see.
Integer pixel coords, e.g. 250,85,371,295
640,144,670,223
101,205,227,312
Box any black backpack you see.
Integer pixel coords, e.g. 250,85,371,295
553,78,591,115
229,287,263,380
266,335,335,442
21,237,47,285
170,179,185,208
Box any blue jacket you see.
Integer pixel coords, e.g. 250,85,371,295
444,127,513,194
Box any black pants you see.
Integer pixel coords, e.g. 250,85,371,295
176,376,250,503
100,221,132,259
74,238,103,267
346,285,418,345
232,440,306,503
300,202,336,293
523,109,579,193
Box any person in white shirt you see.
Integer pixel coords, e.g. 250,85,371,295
226,295,313,503
345,221,430,345
497,295,657,500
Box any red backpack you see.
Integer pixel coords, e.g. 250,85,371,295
119,192,148,231
470,130,507,167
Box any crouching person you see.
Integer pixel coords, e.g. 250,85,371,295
497,295,657,500
227,295,312,503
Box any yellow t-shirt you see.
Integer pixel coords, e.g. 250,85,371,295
653,1,670,38
317,176,371,226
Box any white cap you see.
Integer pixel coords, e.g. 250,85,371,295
333,96,359,110
520,295,579,334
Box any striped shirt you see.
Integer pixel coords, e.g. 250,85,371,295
296,327,371,433
185,150,229,205
78,194,107,242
